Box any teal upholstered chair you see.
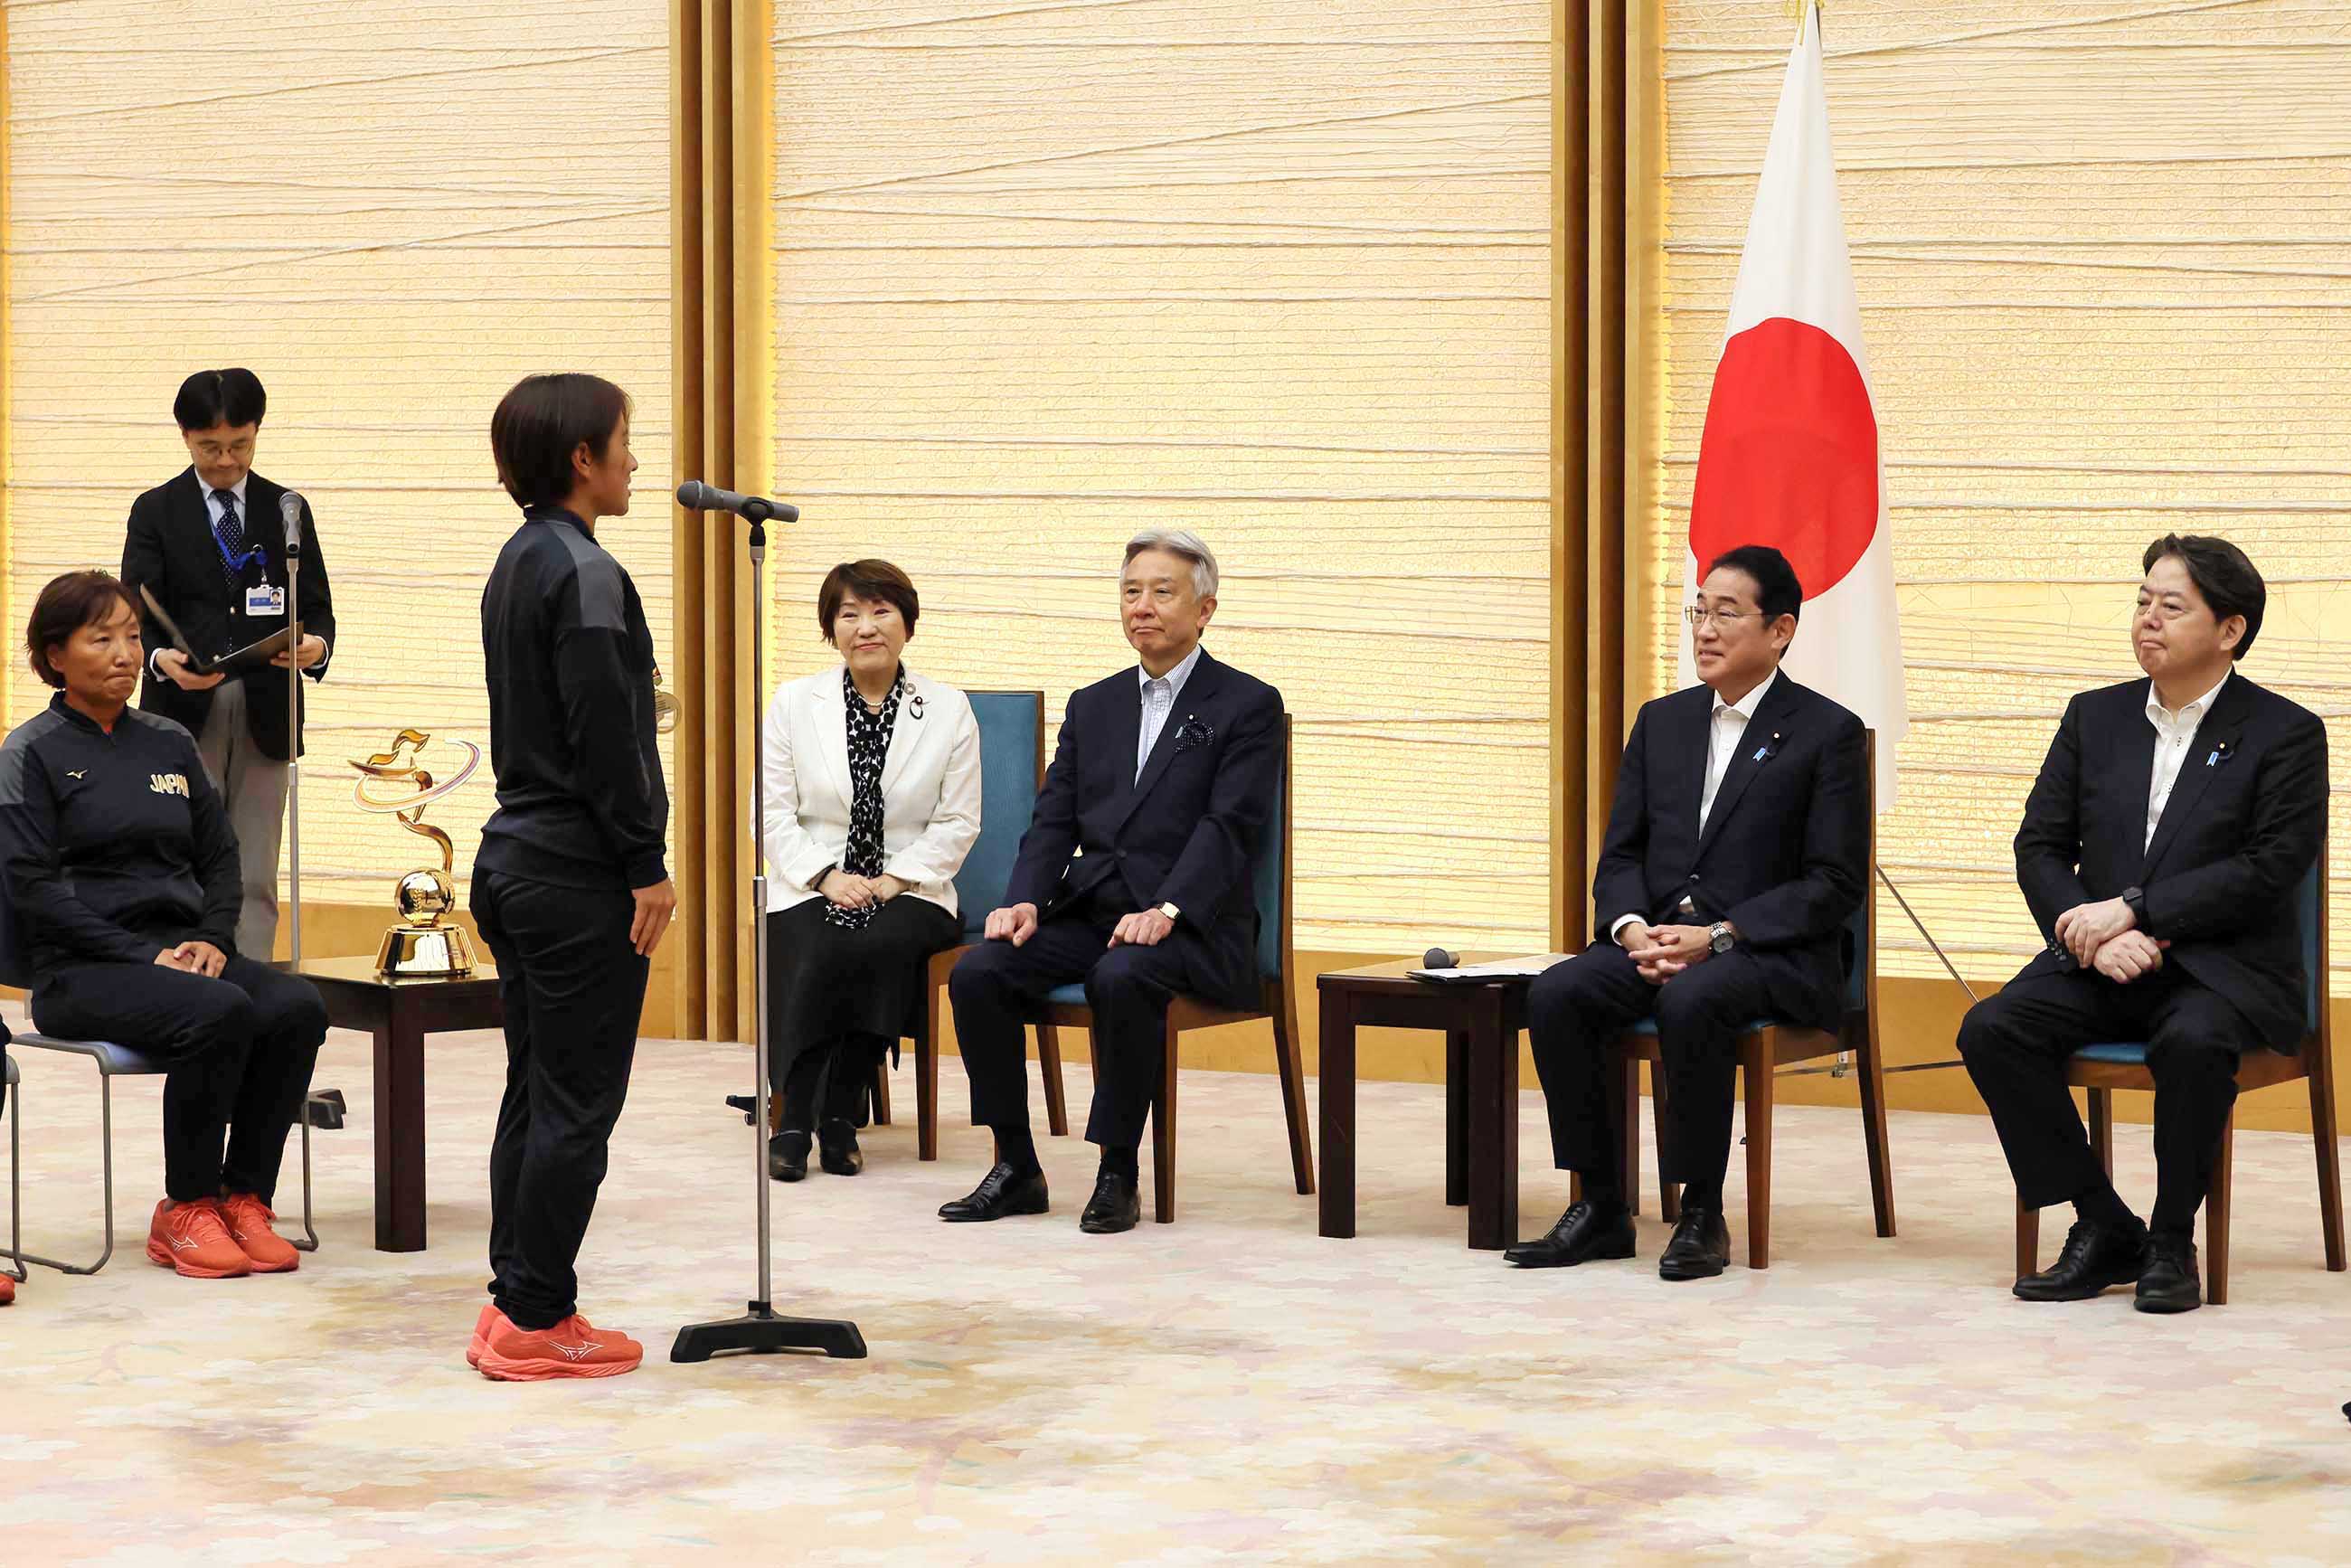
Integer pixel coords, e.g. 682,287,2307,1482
883,691,1064,1160
1603,731,1895,1270
2014,845,2344,1304
1033,715,1311,1223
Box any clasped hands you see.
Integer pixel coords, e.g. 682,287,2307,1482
1615,921,1719,987
819,869,911,912
981,900,1173,949
2053,895,2170,984
154,940,228,978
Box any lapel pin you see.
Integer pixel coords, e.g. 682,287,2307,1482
909,694,925,720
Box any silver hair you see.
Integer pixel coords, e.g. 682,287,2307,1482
1122,528,1219,600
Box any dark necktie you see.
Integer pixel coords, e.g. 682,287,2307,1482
212,488,246,590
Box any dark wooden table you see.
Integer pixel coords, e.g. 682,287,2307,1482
293,955,504,1253
1317,957,1538,1250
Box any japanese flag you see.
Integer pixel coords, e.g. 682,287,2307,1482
1682,1,1905,806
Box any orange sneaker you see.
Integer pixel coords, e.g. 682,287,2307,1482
467,1302,498,1368
219,1193,301,1273
476,1310,644,1382
146,1198,252,1278
0,1271,15,1305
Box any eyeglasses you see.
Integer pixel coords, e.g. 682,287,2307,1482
1682,605,1759,629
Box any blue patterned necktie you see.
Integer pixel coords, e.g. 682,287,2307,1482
212,488,247,590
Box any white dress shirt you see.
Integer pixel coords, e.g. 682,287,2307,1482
2143,670,2230,851
1136,642,1204,782
1610,669,1779,942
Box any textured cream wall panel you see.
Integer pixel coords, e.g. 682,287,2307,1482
771,1,1554,951
3,0,674,904
1657,1,2351,983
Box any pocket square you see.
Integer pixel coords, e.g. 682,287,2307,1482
1174,714,1214,751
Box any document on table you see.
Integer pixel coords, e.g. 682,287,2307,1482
1408,953,1572,983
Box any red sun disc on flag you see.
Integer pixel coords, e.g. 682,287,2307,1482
1689,316,1879,599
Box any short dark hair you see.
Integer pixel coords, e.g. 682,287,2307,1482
1703,543,1805,626
174,368,267,431
489,373,631,512
27,571,140,689
2142,534,2265,660
817,560,921,643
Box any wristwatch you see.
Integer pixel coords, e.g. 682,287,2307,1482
2120,885,2146,925
1708,921,1736,955
1157,902,1181,923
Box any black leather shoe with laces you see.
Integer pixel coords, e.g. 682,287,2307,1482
1503,1200,1636,1268
1079,1170,1142,1234
2014,1218,2148,1301
938,1161,1049,1222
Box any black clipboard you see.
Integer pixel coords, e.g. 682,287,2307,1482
138,584,298,678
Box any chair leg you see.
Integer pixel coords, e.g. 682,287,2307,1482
17,1064,118,1276
1743,1046,1773,1270
6,1070,25,1283
1272,991,1314,1196
1151,1019,1178,1223
292,1096,320,1252
2016,1195,2038,1282
2089,1088,2113,1176
1036,1024,1071,1138
2201,1107,2233,1307
1653,1063,1680,1223
2310,1057,2346,1272
1855,1024,1896,1239
918,973,942,1162
871,1061,893,1127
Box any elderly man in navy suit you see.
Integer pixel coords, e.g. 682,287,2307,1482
944,530,1282,1234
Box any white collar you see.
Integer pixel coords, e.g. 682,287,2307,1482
1138,642,1204,696
2147,668,2230,726
203,473,250,509
1708,666,1778,722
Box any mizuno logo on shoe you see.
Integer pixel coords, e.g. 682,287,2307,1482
550,1340,596,1361
169,1235,198,1250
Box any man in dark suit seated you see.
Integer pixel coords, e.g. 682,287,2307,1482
1509,544,1867,1280
1958,534,2326,1313
943,530,1283,1234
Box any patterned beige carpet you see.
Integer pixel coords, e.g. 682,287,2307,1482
3,1006,2346,1564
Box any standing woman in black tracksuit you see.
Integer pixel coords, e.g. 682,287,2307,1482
467,373,675,1383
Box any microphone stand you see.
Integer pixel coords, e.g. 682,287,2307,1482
284,521,303,968
672,501,867,1365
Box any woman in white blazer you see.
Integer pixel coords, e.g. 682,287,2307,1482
761,560,980,1181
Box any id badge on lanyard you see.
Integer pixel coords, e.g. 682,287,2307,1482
246,580,287,618
214,522,279,618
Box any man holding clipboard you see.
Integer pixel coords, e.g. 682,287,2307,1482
122,368,335,961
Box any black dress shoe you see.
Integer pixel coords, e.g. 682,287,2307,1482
768,1130,810,1183
939,1161,1049,1222
1657,1206,1731,1280
1079,1170,1141,1234
2015,1217,2148,1301
1504,1200,1636,1268
817,1119,864,1177
2135,1231,2203,1314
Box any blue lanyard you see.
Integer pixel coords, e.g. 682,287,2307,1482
211,504,268,577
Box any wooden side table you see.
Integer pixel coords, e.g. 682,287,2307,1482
1316,959,1534,1250
294,955,504,1253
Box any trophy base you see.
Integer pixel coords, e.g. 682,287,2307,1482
376,922,478,978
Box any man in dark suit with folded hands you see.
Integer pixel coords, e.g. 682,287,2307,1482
943,529,1282,1234
1958,534,2325,1314
1510,543,1867,1280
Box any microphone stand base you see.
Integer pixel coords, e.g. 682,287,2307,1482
670,1301,868,1364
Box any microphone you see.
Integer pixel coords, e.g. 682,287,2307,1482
1422,947,1462,970
676,479,798,524
279,491,305,552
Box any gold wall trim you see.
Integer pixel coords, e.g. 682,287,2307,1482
672,0,774,1042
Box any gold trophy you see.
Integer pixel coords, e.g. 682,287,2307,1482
350,728,485,977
